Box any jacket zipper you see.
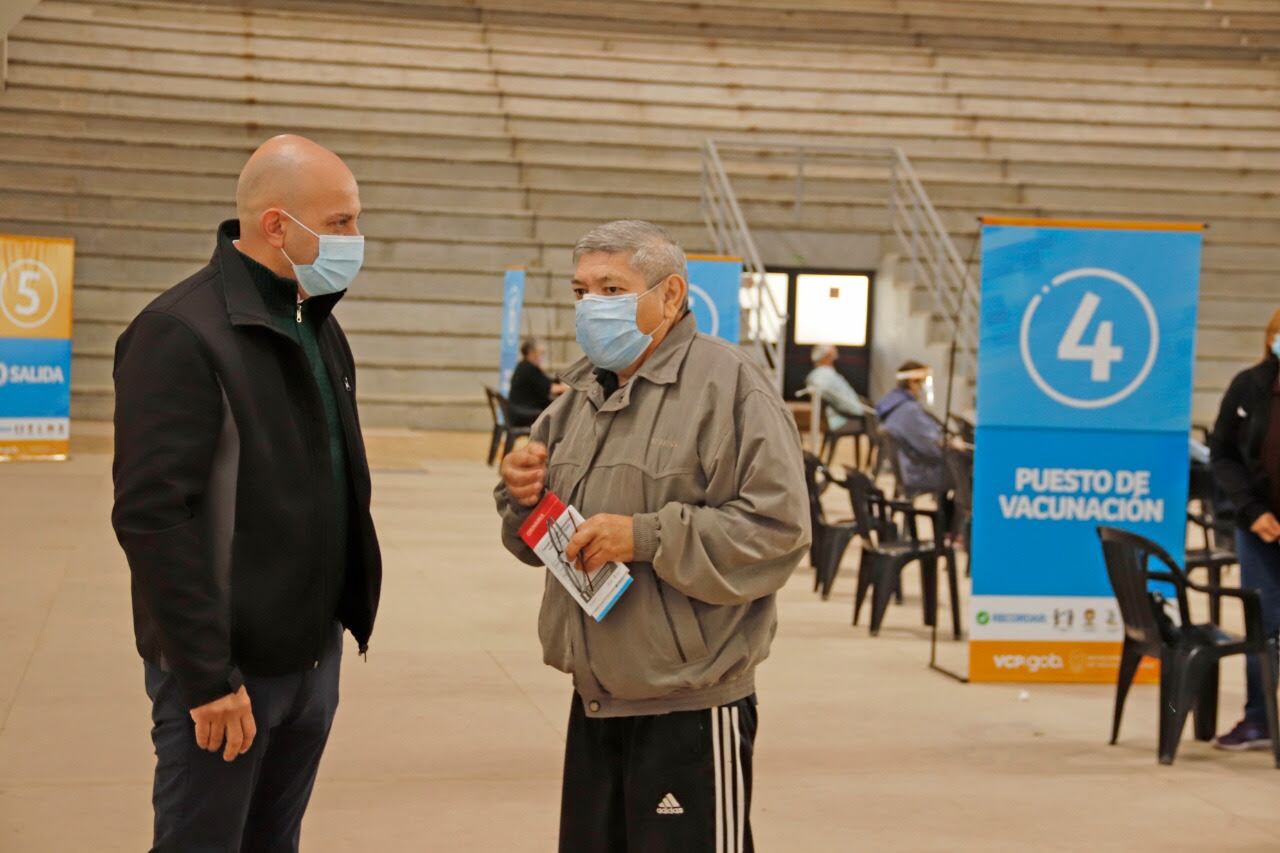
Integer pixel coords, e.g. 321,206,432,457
294,298,332,666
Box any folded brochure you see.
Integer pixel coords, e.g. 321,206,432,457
518,491,632,622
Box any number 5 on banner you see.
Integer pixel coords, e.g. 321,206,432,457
14,269,42,317
1058,292,1123,382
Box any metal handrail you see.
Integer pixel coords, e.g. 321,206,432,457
700,138,980,397
699,139,785,389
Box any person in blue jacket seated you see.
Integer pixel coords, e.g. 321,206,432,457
875,360,947,497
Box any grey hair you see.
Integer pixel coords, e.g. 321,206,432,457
573,220,688,285
811,344,838,363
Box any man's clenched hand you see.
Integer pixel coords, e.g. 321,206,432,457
501,441,549,508
566,514,635,574
190,686,256,762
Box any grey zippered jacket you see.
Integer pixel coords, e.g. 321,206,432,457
495,314,811,717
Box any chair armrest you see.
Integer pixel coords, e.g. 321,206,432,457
1186,581,1265,638
886,500,946,543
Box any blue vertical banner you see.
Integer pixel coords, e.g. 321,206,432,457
969,219,1203,683
498,268,526,398
686,256,742,344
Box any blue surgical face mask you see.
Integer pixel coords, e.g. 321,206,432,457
279,210,364,297
575,283,670,373
1271,334,1280,360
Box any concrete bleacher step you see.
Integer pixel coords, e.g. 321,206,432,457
489,47,1280,110
0,122,521,178
484,24,1278,85
0,191,538,241
375,0,1279,59
33,0,490,47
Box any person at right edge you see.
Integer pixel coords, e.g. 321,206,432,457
1210,308,1280,751
495,220,810,852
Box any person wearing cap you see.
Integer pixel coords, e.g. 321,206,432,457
875,360,946,496
495,219,810,852
805,344,869,461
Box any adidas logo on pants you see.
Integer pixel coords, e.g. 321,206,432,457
656,794,684,815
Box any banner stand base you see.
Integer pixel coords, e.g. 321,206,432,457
928,619,970,684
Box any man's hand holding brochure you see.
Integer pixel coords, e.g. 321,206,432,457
502,441,632,621
518,492,633,622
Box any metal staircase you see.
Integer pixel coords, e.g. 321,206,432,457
699,139,980,407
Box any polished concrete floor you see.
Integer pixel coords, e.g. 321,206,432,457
1,428,1276,852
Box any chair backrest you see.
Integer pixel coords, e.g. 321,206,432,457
802,452,826,526
859,410,882,474
484,386,504,427
1187,461,1236,551
876,430,907,497
842,468,898,545
1096,526,1189,648
944,447,974,514
493,388,525,430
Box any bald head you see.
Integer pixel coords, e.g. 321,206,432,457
234,134,361,281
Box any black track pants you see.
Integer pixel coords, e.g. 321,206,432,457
559,692,757,853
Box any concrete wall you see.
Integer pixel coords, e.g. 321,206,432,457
1,0,1276,429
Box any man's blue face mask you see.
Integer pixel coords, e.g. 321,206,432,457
279,210,364,297
1271,334,1280,360
574,282,671,373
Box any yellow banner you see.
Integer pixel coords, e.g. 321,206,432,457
0,234,75,461
0,234,75,339
969,640,1159,684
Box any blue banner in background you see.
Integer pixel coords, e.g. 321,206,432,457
686,257,742,344
498,268,526,398
0,337,72,419
969,221,1203,682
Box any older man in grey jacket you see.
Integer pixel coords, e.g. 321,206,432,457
496,220,810,853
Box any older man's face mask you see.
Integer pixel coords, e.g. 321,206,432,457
574,282,671,373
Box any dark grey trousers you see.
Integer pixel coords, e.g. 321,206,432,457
144,623,342,853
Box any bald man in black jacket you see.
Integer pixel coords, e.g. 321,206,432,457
112,134,382,851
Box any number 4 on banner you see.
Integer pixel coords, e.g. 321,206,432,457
1057,292,1123,382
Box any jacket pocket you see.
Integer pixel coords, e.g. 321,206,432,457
657,581,710,663
538,574,575,674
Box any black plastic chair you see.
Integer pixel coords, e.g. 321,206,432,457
846,469,961,639
1096,525,1280,767
483,386,531,466
802,453,859,600
1184,462,1237,625
821,399,877,470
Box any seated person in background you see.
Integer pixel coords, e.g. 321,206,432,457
508,337,566,427
805,344,866,431
875,360,946,496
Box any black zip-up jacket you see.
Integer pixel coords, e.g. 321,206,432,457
1209,354,1279,531
112,220,381,709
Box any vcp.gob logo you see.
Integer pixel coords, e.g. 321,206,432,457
1019,267,1159,410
